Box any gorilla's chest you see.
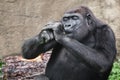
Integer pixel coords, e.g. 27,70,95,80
46,48,98,80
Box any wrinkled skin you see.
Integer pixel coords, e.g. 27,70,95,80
22,6,117,80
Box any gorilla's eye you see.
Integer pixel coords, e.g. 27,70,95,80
63,17,69,21
72,16,79,20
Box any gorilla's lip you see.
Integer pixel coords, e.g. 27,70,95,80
64,25,76,33
64,28,73,33
64,28,74,34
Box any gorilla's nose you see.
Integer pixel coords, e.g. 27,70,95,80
66,24,71,27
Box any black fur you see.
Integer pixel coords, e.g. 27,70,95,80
22,6,116,80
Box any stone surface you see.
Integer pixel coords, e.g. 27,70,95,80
2,53,50,80
0,0,120,58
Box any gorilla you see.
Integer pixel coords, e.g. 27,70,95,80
22,6,117,80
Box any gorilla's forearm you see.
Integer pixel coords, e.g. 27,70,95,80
22,35,56,59
57,37,115,72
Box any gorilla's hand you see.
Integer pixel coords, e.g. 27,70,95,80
42,21,65,42
22,30,55,59
39,29,54,44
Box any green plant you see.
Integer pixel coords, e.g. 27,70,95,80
0,59,4,76
108,60,120,80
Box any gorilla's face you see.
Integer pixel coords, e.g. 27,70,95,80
61,12,90,41
61,13,84,34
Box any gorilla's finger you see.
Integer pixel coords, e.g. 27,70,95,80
42,22,62,31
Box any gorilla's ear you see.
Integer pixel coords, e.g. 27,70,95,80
86,13,93,25
85,12,106,31
85,13,96,31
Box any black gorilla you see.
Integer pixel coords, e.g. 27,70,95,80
22,6,117,80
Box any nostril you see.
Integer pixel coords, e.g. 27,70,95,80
66,25,71,27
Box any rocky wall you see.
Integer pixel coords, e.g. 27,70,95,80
0,0,120,58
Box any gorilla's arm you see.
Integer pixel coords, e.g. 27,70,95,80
56,27,116,72
22,30,57,59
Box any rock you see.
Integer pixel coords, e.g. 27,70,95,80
2,53,51,80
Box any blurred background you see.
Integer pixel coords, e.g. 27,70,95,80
0,0,120,59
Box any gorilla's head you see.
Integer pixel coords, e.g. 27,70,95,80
61,6,100,41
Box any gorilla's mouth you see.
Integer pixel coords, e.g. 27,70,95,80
64,28,73,34
63,25,76,34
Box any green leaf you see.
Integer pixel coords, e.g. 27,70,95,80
108,60,120,80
